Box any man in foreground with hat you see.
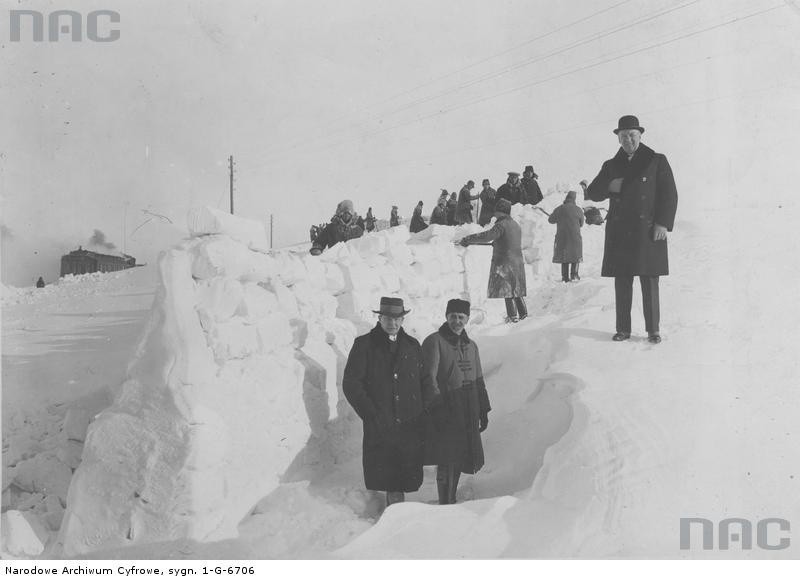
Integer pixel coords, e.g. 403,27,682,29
422,299,491,505
496,172,525,205
521,165,544,206
309,199,365,255
585,115,678,344
343,297,432,506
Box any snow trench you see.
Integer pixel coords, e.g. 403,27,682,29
48,205,603,557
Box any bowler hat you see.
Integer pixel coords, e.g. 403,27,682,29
613,115,645,134
372,296,410,317
445,298,470,316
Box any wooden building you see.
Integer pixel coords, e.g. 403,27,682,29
60,247,136,277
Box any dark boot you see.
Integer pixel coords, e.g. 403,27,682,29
570,263,580,281
561,263,570,282
436,464,460,505
386,491,405,506
515,297,528,320
504,298,519,323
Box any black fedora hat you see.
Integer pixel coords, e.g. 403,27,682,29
614,115,644,134
372,296,410,317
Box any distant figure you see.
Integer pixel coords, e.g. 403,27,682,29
36,276,45,288
390,205,400,228
477,179,497,226
365,207,376,232
521,165,544,206
446,193,458,225
409,201,428,233
458,199,528,323
496,172,524,205
310,199,364,255
456,180,480,224
585,115,678,344
549,190,584,282
430,194,448,225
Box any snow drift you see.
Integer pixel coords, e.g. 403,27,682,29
57,205,549,556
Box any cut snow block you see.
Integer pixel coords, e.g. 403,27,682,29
322,263,347,295
255,313,294,354
187,206,270,253
236,282,280,322
263,279,299,318
293,281,339,321
301,253,327,289
273,252,309,287
196,277,245,324
337,290,378,322
62,406,93,442
340,262,381,293
298,339,340,434
351,233,387,257
1,511,46,557
383,237,413,265
375,264,402,294
191,237,278,282
208,318,260,361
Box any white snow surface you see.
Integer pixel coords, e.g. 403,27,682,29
3,199,800,559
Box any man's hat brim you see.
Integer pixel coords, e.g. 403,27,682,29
372,308,411,316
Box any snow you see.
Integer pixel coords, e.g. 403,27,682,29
3,196,800,560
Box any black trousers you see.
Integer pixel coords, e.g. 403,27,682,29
615,276,660,334
436,463,461,505
561,263,579,281
504,297,528,320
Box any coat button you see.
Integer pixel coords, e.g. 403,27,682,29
393,373,398,380
395,418,401,424
394,395,400,401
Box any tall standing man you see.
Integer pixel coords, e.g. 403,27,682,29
585,115,678,344
343,297,432,506
422,299,491,505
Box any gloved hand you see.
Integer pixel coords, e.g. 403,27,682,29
479,413,489,433
310,247,322,256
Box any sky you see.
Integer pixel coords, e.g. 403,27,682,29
1,0,799,286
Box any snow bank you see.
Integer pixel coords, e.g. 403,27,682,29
57,206,549,555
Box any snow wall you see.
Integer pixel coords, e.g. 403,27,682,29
58,205,548,556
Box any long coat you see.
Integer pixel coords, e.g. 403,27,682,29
343,325,432,492
477,187,497,226
310,215,364,254
456,187,478,224
460,213,527,298
430,203,448,225
521,177,543,205
446,198,458,225
586,144,678,277
549,201,584,263
496,181,524,205
409,205,428,233
422,324,490,474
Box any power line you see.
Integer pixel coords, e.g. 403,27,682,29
261,0,783,167
247,0,638,164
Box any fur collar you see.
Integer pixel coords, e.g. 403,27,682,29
610,143,656,179
438,322,471,345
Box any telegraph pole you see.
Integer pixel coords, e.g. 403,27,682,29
270,213,274,249
229,155,235,214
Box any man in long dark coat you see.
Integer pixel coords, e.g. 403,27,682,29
422,299,491,505
343,297,433,506
456,180,480,224
390,205,400,227
586,115,678,344
521,165,544,206
548,190,584,282
445,192,458,225
309,199,364,255
458,199,528,322
477,179,497,226
496,172,525,205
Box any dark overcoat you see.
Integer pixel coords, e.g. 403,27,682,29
456,187,477,224
422,324,490,474
477,187,497,226
430,204,448,225
549,201,584,263
409,206,428,233
310,216,364,254
343,325,432,492
460,213,527,298
496,182,523,205
586,144,678,277
521,177,543,205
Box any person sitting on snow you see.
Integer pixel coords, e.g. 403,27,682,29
422,299,491,505
409,200,428,233
430,193,449,226
309,199,364,255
